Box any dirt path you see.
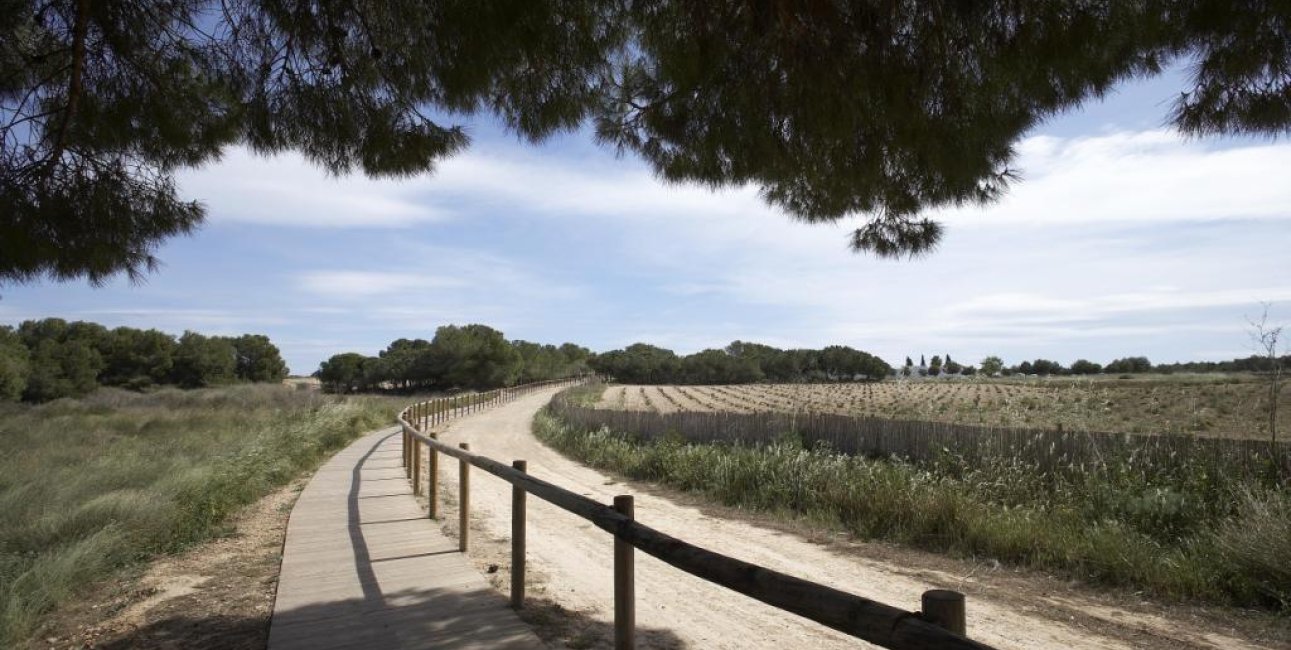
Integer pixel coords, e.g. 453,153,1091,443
432,388,1278,650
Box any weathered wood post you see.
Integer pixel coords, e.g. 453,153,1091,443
428,433,439,519
403,426,411,476
511,460,527,609
614,495,635,650
921,589,966,636
412,437,421,495
459,443,471,552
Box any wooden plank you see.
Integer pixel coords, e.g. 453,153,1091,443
268,427,542,650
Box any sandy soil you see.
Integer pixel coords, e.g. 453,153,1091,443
30,478,306,650
430,388,1285,650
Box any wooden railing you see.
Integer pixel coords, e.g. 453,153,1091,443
396,380,995,650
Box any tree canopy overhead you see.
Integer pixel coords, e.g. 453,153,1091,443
3,1,1288,284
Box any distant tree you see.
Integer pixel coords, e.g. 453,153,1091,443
318,352,371,393
920,354,926,367
65,321,112,356
170,332,236,388
100,327,176,388
979,356,1004,377
905,356,913,367
376,338,433,389
681,349,763,384
558,343,593,374
430,325,522,389
944,359,964,374
232,334,288,383
1106,356,1153,373
1031,359,1066,376
514,340,588,383
928,355,942,377
590,343,681,384
1016,361,1034,375
818,345,890,380
17,317,67,348
961,365,977,376
1070,359,1103,375
24,338,102,401
0,326,30,401
17,318,106,401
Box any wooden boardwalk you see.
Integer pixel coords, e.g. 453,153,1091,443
267,426,544,650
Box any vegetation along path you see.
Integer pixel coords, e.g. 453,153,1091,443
429,388,1274,650
268,425,542,650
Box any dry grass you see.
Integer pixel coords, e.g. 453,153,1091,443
0,384,400,646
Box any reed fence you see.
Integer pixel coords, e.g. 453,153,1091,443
551,395,1291,477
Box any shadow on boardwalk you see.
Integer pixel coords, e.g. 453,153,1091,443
91,588,687,650
236,427,691,650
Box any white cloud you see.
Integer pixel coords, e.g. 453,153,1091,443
177,148,448,227
180,128,1291,236
943,287,1291,323
938,130,1291,226
297,271,465,298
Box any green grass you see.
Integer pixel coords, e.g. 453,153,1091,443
0,384,399,645
536,389,1291,611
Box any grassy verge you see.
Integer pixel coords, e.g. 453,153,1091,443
0,384,400,645
535,388,1291,611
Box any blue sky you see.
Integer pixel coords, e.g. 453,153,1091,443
4,68,1289,375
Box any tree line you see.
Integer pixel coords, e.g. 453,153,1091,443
316,324,591,394
588,341,891,385
0,319,288,402
918,354,1291,378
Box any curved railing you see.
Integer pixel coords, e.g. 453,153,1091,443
396,380,994,650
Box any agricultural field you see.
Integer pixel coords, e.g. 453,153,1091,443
595,375,1290,439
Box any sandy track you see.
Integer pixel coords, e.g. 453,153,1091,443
432,388,1268,650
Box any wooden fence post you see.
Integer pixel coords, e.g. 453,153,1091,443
459,443,471,553
614,495,635,650
428,434,439,519
412,438,421,495
511,460,527,609
921,589,966,636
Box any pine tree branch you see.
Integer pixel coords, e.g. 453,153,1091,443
45,0,91,175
